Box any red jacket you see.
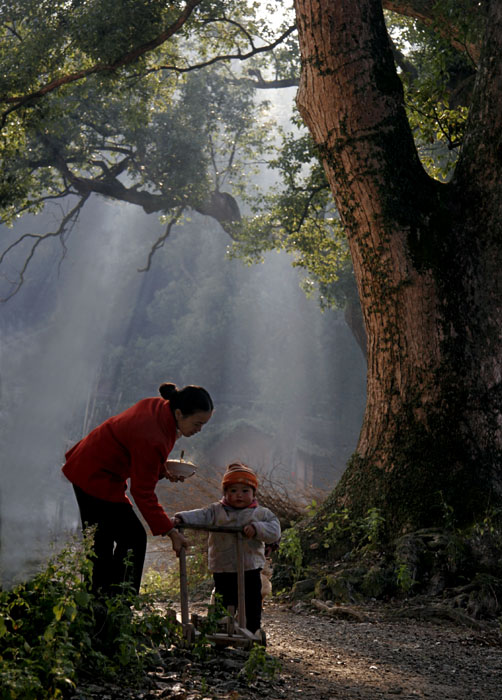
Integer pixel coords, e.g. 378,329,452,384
62,398,177,535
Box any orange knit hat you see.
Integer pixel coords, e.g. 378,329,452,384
221,462,258,491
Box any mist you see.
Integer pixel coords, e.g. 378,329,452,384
0,192,366,586
0,63,367,586
0,201,150,584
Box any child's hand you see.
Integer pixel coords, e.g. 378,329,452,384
243,524,256,538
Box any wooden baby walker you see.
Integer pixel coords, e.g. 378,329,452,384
177,523,266,649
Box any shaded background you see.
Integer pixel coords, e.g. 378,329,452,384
0,87,366,586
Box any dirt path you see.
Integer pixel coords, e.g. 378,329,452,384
262,601,502,700
71,599,502,699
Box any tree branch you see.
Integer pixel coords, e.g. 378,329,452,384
146,25,297,76
199,15,259,50
0,194,90,301
246,68,299,89
137,208,184,272
10,187,74,219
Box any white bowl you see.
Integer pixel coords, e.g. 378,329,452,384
164,459,197,478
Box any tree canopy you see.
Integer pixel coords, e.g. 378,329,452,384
1,1,479,313
0,0,295,297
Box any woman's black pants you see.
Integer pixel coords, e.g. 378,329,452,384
213,568,262,632
73,485,147,596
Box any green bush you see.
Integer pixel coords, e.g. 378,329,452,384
278,527,304,582
0,531,179,699
241,643,281,683
142,532,212,601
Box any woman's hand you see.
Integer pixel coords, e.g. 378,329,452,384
243,524,256,539
159,466,185,482
166,472,185,483
167,528,188,555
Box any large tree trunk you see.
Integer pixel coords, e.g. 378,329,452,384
294,0,502,537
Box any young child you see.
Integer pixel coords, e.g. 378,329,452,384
175,462,281,633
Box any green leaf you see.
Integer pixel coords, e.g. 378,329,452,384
52,602,64,622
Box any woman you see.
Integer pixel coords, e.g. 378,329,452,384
62,382,213,595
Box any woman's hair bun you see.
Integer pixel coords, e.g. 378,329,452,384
160,382,213,415
159,382,178,400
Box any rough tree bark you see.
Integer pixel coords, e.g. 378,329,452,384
294,0,502,537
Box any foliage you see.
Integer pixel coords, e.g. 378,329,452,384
305,499,319,518
395,561,418,593
229,5,480,308
0,530,288,699
278,527,304,582
140,568,176,600
188,594,233,660
361,507,386,548
315,506,385,554
0,532,180,699
141,542,211,600
297,503,502,612
386,7,474,180
240,642,281,683
230,122,355,309
0,534,95,699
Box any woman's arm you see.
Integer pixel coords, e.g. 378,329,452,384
128,441,174,535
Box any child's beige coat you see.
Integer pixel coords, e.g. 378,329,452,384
176,502,281,573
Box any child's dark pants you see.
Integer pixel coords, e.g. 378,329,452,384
213,568,262,632
73,485,147,596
